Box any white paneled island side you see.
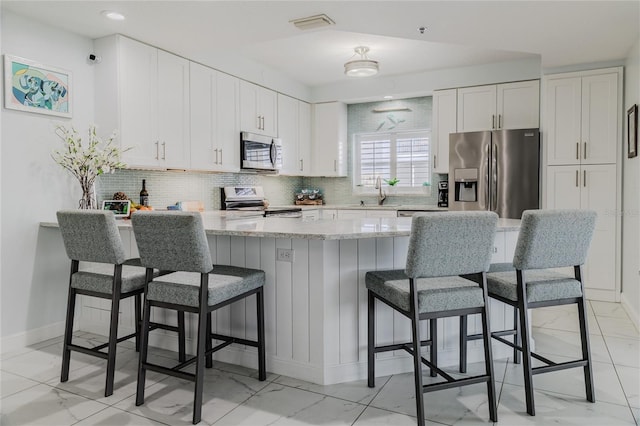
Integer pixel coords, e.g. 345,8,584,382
41,212,520,385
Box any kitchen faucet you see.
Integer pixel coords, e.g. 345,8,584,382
375,176,387,206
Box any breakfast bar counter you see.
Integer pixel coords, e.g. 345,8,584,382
41,213,520,385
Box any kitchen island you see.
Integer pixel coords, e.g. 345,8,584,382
41,212,520,385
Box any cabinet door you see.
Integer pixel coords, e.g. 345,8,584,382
157,50,190,169
545,77,582,166
312,102,347,176
240,81,260,134
216,72,240,172
497,80,540,129
457,85,497,131
365,210,397,218
581,73,618,164
581,164,617,292
189,62,217,171
277,94,299,175
432,89,457,173
259,87,278,137
298,101,312,175
337,210,366,219
118,37,158,167
545,165,581,209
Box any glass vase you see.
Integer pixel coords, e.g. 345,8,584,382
78,182,97,209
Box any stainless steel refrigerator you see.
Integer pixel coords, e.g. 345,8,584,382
448,129,540,219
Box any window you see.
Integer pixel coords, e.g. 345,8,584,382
353,130,431,194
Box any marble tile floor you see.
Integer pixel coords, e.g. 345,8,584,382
1,300,638,425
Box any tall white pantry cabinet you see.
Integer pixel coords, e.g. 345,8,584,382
543,67,623,302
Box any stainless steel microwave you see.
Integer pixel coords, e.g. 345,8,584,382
240,132,282,172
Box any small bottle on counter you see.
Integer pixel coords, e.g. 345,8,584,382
140,179,149,206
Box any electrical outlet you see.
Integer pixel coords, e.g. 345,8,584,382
276,248,294,262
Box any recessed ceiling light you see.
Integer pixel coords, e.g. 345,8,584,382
101,10,125,21
290,14,335,30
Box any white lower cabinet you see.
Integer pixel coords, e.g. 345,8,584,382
546,164,618,300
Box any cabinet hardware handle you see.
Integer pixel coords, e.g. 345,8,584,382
262,116,265,130
493,247,498,253
584,170,586,187
575,170,579,187
155,141,159,160
433,155,437,169
219,149,222,164
162,142,166,160
257,115,261,130
300,159,303,171
576,142,580,160
498,114,502,129
214,148,218,164
334,159,337,172
583,142,587,160
492,114,495,129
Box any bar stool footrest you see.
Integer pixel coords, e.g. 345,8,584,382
423,374,490,393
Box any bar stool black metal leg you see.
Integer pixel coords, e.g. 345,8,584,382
368,291,376,388
136,297,152,406
206,312,213,368
459,315,467,373
105,267,123,397
256,288,266,381
480,274,497,422
513,306,521,364
517,272,535,416
178,311,186,363
430,319,437,377
192,276,209,425
409,280,425,426
135,293,142,352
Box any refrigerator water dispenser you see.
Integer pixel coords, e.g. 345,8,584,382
454,168,478,202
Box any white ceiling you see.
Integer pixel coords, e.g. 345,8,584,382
2,1,639,89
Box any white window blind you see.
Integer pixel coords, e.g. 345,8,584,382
354,130,431,191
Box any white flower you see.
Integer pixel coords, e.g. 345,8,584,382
51,124,130,191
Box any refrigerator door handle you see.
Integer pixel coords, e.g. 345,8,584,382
485,142,491,209
491,141,498,211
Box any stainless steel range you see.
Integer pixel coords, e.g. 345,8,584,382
221,186,302,217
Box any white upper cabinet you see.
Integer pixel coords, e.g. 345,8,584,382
497,80,540,129
240,81,278,137
190,63,240,172
94,35,190,169
457,80,539,132
432,89,457,173
311,102,348,177
545,70,619,166
457,85,497,132
277,94,311,176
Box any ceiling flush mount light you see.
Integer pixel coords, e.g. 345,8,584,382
344,46,379,78
101,10,125,21
290,14,335,30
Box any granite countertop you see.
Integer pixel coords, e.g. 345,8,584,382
41,211,520,240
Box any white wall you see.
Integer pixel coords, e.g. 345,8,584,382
622,36,640,326
1,11,95,343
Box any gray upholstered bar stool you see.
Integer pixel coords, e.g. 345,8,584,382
366,211,499,426
56,210,186,398
460,209,597,416
131,211,266,425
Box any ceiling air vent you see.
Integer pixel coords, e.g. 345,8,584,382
289,14,335,30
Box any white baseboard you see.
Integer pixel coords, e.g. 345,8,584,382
621,293,640,330
1,321,66,355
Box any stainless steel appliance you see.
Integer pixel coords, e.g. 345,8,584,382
437,181,448,207
448,129,539,219
240,132,282,172
221,186,302,217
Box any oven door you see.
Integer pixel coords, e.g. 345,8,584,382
241,132,282,171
